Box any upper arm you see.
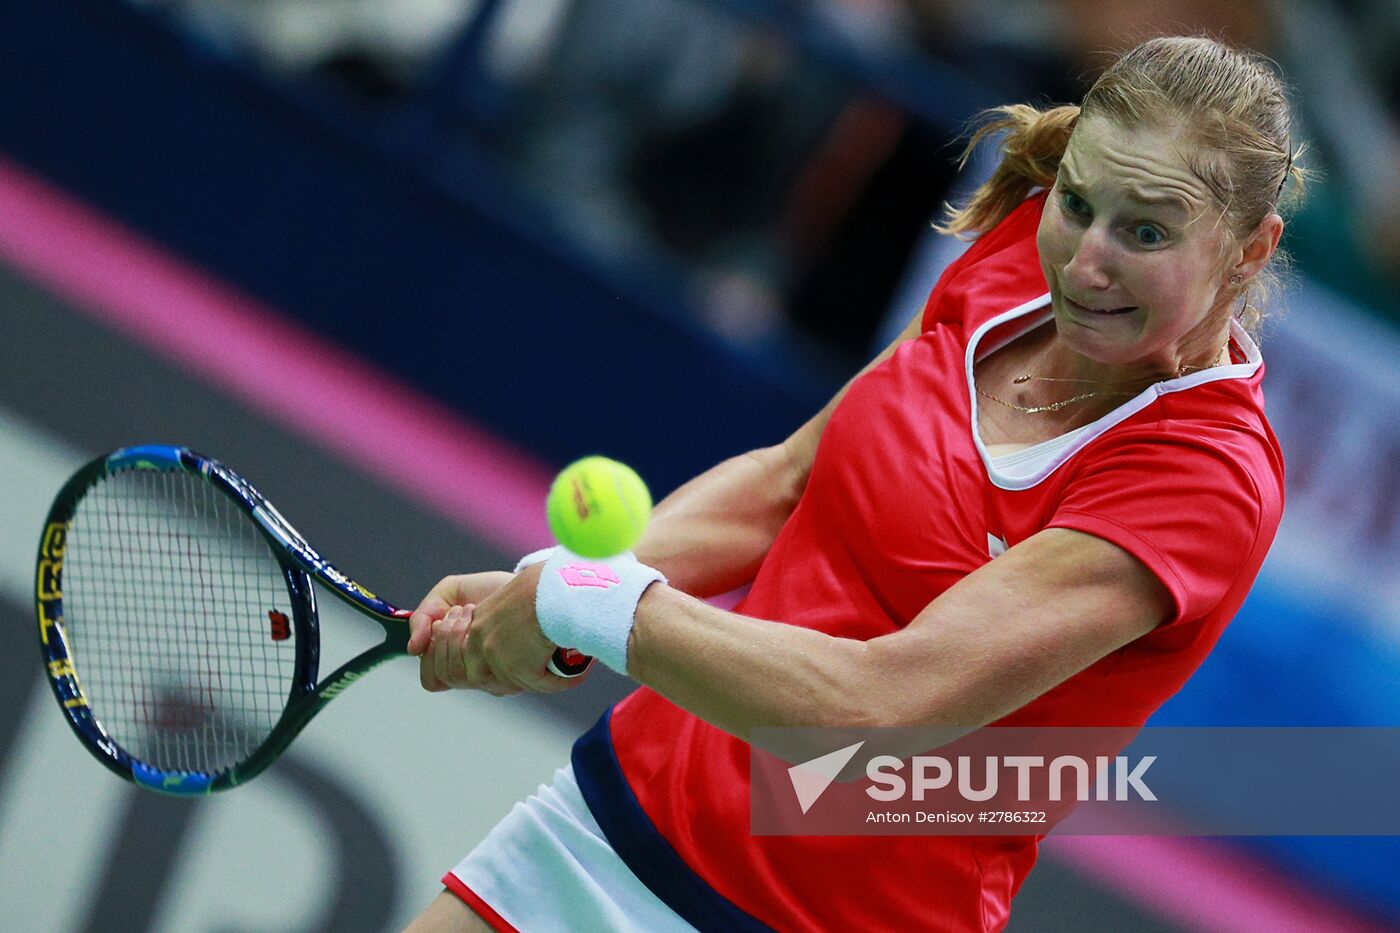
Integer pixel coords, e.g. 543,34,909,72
864,527,1172,729
859,428,1276,730
1046,433,1276,625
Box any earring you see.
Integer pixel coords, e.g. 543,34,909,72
1230,274,1243,286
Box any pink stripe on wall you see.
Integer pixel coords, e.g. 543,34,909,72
0,154,1385,933
0,156,555,554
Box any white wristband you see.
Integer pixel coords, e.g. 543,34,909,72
535,548,666,675
514,547,558,572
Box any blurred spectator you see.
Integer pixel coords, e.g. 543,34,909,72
496,0,976,361
129,0,1400,346
130,0,477,96
1270,0,1400,317
496,0,754,263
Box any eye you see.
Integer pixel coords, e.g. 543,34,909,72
1132,224,1167,247
1061,190,1090,216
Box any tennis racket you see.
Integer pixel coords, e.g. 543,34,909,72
36,444,591,796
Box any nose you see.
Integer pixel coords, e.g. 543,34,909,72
1062,227,1113,292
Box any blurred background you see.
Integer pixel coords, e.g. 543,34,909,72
1,0,1398,930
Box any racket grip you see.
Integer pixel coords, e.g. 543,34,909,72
548,647,593,678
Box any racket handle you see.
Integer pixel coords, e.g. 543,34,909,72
548,647,593,678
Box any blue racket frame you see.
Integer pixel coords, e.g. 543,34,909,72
37,445,411,795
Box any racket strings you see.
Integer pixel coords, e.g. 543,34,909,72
63,469,296,775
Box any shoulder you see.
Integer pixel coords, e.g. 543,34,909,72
921,191,1050,333
1048,406,1285,622
1071,410,1285,524
1157,377,1284,488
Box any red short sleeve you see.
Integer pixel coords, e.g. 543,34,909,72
921,191,1050,332
1046,429,1279,625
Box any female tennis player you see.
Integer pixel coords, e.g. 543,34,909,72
404,35,1302,932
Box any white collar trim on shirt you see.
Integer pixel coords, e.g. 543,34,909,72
965,292,1263,492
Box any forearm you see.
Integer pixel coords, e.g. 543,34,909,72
622,529,1169,743
625,585,879,739
633,445,805,598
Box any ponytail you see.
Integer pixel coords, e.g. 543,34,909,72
937,104,1080,237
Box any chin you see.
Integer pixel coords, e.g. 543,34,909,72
1051,313,1140,365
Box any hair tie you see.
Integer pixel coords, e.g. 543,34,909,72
1277,146,1293,199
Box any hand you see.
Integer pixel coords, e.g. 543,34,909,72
466,564,580,694
418,603,524,697
407,571,513,656
407,571,513,694
408,566,583,695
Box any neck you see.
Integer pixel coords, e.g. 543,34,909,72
1038,320,1231,389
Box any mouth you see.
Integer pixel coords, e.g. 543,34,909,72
1063,296,1137,316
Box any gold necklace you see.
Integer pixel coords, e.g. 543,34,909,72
977,347,1230,416
976,381,1137,414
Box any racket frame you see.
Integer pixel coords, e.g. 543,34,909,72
37,445,411,795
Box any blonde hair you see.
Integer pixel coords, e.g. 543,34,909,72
939,36,1310,331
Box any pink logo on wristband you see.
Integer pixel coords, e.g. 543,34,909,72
558,561,621,589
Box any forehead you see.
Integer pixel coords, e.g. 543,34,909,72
1060,115,1215,219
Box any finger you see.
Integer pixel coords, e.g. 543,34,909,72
408,615,433,657
419,607,461,691
459,613,522,698
409,576,480,654
419,663,450,692
457,646,517,695
461,606,495,691
419,646,448,692
432,607,470,689
408,579,456,656
409,573,513,654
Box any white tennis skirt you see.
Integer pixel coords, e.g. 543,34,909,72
445,764,697,932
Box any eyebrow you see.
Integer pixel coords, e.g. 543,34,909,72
1056,167,1193,220
1124,188,1193,217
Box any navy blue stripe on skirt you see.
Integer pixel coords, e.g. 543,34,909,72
571,708,775,933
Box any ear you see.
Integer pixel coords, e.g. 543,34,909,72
1231,213,1284,281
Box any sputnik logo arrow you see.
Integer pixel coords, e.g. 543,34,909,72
787,741,866,814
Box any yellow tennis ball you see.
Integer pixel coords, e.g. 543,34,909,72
546,456,652,558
